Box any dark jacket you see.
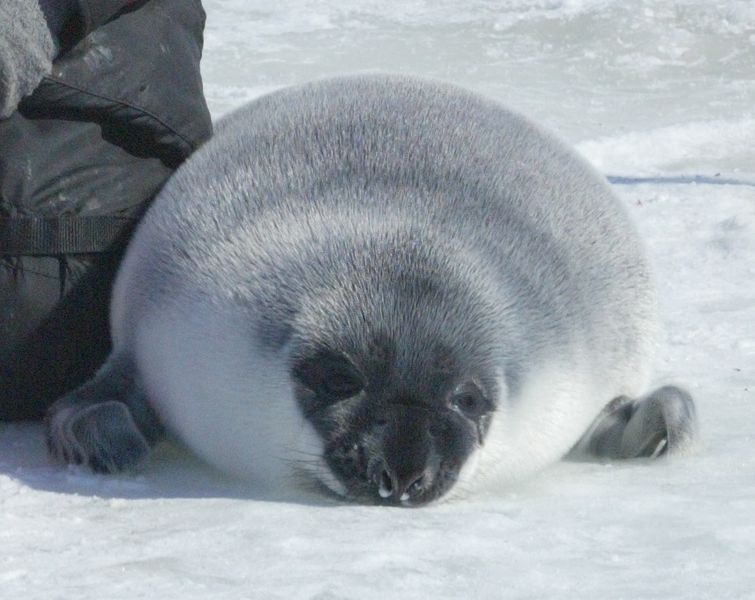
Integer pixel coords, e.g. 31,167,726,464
0,0,212,419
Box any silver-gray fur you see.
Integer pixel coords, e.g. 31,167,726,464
45,75,696,504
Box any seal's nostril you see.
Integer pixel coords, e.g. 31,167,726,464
378,469,393,498
409,474,424,493
400,474,426,502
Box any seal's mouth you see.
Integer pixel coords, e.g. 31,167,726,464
289,440,453,506
289,395,486,506
320,437,467,507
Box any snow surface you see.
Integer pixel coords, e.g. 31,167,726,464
2,1,754,598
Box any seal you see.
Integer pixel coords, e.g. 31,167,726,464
45,75,697,505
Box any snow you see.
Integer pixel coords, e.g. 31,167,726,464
2,1,754,598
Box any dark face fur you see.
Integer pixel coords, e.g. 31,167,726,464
290,338,498,506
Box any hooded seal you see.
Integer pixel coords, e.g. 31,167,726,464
45,75,696,505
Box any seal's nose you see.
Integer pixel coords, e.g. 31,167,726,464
370,404,438,504
377,463,429,502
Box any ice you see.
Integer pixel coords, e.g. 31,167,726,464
577,117,755,177
2,1,754,598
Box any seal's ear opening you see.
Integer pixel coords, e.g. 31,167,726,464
291,350,365,401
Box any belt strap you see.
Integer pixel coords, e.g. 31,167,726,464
0,216,137,255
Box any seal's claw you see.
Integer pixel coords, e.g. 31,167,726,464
570,386,697,460
46,400,150,473
619,386,697,458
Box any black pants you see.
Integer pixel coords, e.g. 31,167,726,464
0,245,125,420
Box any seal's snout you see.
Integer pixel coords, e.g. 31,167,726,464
375,463,432,504
370,405,439,505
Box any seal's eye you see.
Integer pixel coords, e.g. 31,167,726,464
321,362,364,398
293,351,364,400
450,383,490,420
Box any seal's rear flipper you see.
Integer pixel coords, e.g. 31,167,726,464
568,386,697,460
45,353,163,473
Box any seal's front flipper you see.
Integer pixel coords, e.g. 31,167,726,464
569,386,697,460
45,354,163,473
51,401,151,473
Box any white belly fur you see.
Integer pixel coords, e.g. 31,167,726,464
134,299,323,491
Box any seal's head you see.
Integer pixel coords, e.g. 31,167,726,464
282,234,518,506
291,341,501,506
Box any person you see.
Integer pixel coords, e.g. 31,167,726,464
0,0,212,419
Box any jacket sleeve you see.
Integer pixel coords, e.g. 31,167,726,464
73,0,140,36
0,1,57,118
